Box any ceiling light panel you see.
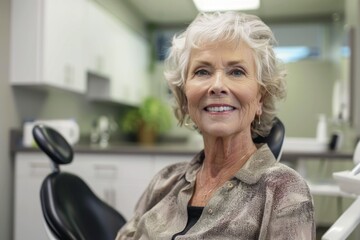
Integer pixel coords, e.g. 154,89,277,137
193,0,260,12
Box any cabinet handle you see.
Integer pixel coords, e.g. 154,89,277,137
64,64,75,85
29,162,51,177
29,162,49,168
103,188,116,208
111,189,116,208
93,164,117,179
94,164,117,171
123,85,129,98
95,55,104,73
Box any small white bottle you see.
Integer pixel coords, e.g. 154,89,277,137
316,114,328,143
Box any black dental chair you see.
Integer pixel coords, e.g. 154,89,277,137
33,125,126,240
33,117,284,240
253,117,285,161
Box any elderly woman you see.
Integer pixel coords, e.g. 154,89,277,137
117,11,315,239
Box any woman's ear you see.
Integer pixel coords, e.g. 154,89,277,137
257,93,264,116
182,93,189,113
183,104,188,114
257,107,262,116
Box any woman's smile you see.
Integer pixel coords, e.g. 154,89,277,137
204,104,236,113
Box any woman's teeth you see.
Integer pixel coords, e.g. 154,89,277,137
206,106,234,112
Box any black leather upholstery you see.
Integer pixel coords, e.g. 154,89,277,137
33,125,73,165
253,117,285,160
33,125,126,240
40,172,126,240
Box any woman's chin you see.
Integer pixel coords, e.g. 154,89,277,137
201,127,235,138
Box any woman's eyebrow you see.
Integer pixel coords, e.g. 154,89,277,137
227,60,248,66
190,60,212,67
189,59,250,69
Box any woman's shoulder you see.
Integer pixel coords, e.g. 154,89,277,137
152,150,203,183
154,161,189,182
264,162,309,187
134,161,191,213
258,145,304,183
262,162,313,209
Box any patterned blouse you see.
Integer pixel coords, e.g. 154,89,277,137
116,144,315,240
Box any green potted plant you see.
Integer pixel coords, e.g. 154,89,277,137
121,96,172,144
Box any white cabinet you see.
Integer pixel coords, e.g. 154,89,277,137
110,154,155,219
10,0,86,93
10,0,150,103
112,28,150,105
13,153,128,240
84,1,117,79
14,154,50,240
85,1,150,105
73,154,156,219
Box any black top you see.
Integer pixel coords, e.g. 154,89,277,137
172,206,204,239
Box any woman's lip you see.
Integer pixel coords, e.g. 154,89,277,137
203,104,236,109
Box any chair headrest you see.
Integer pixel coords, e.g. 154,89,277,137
253,117,285,160
32,124,73,165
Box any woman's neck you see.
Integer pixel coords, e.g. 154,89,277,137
189,136,256,207
202,133,256,175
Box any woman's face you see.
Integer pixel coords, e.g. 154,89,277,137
185,40,262,138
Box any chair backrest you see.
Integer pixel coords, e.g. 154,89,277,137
40,172,126,240
253,117,285,161
33,124,126,240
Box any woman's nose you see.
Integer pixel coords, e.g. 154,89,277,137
208,71,228,96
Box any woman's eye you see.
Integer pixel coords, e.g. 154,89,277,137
229,68,245,77
194,69,210,76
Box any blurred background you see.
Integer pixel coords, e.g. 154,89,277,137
1,0,360,239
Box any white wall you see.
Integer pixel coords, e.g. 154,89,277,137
345,0,360,134
278,60,336,137
0,0,19,239
269,22,329,48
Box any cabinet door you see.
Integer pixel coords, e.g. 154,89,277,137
112,26,150,105
112,154,155,220
42,0,86,92
63,153,155,220
10,0,86,93
68,155,120,208
13,153,51,240
10,0,42,87
122,32,150,105
84,1,116,78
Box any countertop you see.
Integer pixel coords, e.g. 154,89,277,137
12,143,353,160
10,130,354,159
13,143,202,156
10,129,201,156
